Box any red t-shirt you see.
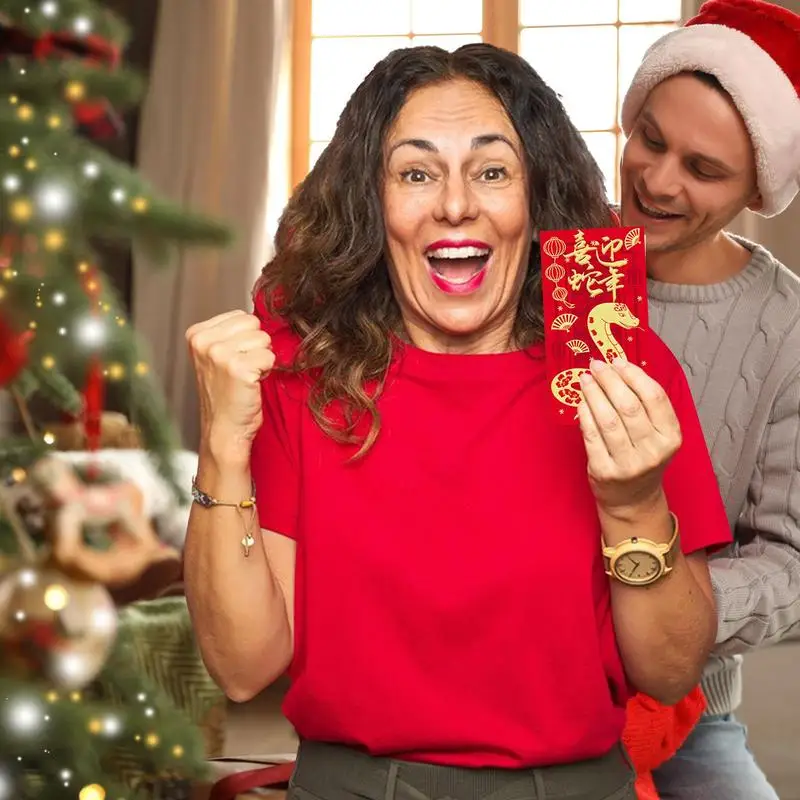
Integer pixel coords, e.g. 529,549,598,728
250,296,731,769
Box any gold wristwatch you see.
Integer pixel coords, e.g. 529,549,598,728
602,512,680,586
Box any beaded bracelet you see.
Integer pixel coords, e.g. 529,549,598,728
191,476,258,557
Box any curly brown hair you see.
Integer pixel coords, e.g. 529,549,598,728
256,43,611,455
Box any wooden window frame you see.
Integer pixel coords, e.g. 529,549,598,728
290,0,679,197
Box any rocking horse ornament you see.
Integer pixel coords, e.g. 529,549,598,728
540,225,649,421
28,455,178,587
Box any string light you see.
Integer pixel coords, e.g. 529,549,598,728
75,316,106,347
52,291,66,305
35,181,74,219
78,785,105,800
41,1,59,17
43,583,69,610
131,196,149,213
172,745,184,758
83,162,100,179
111,188,126,204
64,81,86,102
43,431,55,445
135,362,149,376
24,158,37,171
6,698,44,735
77,261,90,274
10,198,33,222
69,691,82,702
43,230,66,251
16,104,34,121
47,114,62,129
8,146,21,158
106,363,124,381
144,733,160,748
2,175,21,192
73,15,92,35
41,355,55,370
8,95,18,105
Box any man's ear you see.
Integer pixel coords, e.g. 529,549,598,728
747,191,764,212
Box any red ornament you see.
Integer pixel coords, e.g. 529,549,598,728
0,314,31,386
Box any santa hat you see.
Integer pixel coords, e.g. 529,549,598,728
620,0,800,217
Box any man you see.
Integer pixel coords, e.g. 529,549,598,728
619,0,800,797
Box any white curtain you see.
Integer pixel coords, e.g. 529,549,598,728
133,0,291,448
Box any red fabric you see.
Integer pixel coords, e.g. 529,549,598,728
250,292,731,769
686,0,800,96
623,689,707,800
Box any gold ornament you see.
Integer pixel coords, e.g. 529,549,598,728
8,145,21,157
65,81,87,102
41,355,56,370
145,732,160,748
0,565,117,689
25,158,37,171
134,361,149,376
9,95,18,105
172,744,184,758
130,196,149,213
47,114,62,129
17,104,34,121
77,261,90,274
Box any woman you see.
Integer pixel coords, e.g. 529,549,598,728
184,44,731,800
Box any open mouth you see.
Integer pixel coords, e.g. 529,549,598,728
425,241,492,295
635,190,684,221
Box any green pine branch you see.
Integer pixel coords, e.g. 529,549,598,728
0,0,130,45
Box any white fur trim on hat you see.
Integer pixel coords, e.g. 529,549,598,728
621,24,800,217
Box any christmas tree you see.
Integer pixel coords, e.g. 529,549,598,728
0,1,232,797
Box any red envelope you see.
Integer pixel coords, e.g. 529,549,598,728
540,226,648,423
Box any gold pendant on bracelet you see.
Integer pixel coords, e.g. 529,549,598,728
241,533,256,557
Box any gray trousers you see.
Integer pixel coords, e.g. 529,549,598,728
287,740,636,800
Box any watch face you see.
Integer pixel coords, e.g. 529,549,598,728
613,551,662,584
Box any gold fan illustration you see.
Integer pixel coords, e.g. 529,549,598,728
551,313,578,332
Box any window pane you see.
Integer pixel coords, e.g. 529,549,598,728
312,0,410,36
309,141,328,171
520,0,617,26
310,36,410,141
519,26,618,130
581,132,618,201
411,0,481,34
619,0,681,23
412,34,482,49
618,24,676,99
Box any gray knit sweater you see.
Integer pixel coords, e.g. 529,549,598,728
648,236,800,715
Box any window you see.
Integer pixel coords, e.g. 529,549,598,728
291,0,682,200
